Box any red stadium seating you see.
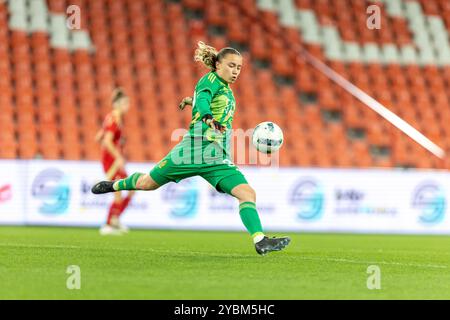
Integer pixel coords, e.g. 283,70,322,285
1,0,449,169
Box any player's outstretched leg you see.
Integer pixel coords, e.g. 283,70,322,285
92,173,160,194
227,181,291,255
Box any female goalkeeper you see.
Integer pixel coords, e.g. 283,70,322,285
92,42,290,255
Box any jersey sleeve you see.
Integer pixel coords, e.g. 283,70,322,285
195,90,213,119
194,74,220,119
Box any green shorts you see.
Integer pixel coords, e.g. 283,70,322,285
149,136,248,195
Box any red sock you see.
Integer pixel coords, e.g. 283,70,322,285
107,201,122,225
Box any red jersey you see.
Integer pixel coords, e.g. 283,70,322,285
102,112,122,149
101,112,126,179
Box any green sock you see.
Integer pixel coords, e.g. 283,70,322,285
239,202,265,242
113,173,144,191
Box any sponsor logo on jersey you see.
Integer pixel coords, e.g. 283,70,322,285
158,160,168,169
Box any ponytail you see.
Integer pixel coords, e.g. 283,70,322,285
194,41,241,72
194,41,218,71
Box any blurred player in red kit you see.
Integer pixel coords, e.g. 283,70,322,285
95,88,134,235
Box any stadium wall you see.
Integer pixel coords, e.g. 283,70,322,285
0,160,449,234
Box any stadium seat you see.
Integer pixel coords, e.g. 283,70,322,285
29,0,49,32
0,0,447,169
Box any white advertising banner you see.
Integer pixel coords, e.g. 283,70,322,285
1,160,449,234
26,160,105,226
244,168,450,234
0,160,26,224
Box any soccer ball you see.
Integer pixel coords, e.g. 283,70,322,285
252,122,284,154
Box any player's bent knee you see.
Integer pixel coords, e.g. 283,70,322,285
245,186,257,203
232,184,256,203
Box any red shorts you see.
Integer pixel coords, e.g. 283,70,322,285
102,152,127,180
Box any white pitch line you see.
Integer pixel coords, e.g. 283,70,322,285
118,247,450,270
295,256,448,269
0,243,81,249
0,244,447,269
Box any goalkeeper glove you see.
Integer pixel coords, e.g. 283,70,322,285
203,114,226,133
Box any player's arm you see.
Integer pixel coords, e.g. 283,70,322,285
178,96,193,110
196,90,226,133
102,131,125,167
95,129,104,142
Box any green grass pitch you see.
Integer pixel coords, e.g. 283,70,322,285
0,226,449,299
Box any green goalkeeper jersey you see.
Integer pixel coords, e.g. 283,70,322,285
188,71,236,157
